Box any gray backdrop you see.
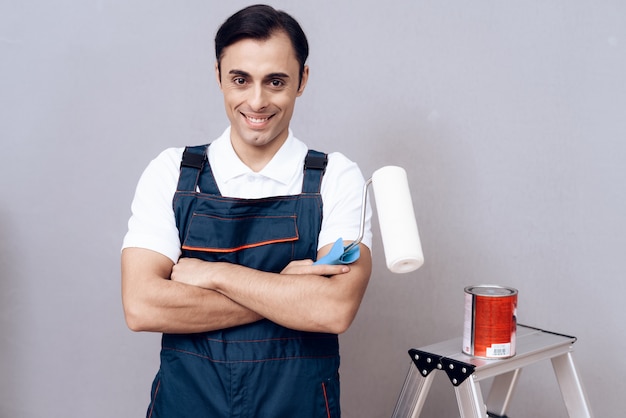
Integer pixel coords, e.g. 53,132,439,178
1,1,624,417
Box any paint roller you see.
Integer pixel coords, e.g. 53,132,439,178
314,166,424,273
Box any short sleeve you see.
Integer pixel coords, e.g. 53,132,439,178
318,153,373,251
121,148,184,263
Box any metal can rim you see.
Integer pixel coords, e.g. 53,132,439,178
464,284,518,297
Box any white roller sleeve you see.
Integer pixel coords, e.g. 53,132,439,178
371,166,424,273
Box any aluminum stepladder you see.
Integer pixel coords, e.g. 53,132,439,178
391,324,593,418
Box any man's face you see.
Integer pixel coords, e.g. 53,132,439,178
216,31,308,161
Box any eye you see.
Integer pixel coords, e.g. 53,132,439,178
269,79,285,88
233,77,246,85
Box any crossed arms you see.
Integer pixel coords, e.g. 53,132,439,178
121,243,372,335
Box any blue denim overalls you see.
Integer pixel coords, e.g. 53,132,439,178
146,144,340,418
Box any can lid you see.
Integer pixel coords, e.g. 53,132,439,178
465,285,518,297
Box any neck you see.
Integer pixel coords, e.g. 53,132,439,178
231,136,288,173
229,128,290,172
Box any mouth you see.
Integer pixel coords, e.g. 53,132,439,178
242,112,274,126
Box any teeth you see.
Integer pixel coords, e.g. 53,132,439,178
246,115,269,123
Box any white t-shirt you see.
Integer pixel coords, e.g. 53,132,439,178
122,127,372,263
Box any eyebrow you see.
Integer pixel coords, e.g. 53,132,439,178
265,72,290,80
228,69,291,80
229,69,250,78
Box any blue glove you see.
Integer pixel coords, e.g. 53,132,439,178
313,237,361,265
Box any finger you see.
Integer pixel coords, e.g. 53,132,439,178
312,264,350,276
284,263,350,276
289,259,314,267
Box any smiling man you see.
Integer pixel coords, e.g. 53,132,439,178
218,29,306,172
121,5,372,417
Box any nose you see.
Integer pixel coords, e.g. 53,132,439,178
248,84,268,111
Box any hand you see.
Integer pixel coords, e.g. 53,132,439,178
280,259,350,276
171,257,217,289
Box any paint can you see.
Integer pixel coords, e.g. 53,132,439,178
463,285,517,359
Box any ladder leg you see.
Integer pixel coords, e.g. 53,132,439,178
454,375,488,418
391,363,436,418
551,352,594,418
485,368,522,417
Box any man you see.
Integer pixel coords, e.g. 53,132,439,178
122,4,372,417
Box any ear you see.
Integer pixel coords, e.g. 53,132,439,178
297,65,309,97
215,62,222,89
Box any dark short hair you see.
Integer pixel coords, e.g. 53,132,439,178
215,4,309,86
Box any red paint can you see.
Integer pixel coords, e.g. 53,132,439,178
463,285,517,359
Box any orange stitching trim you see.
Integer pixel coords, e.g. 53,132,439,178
147,379,160,418
162,347,337,364
182,236,298,253
322,382,331,418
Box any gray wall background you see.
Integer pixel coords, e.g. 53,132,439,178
1,1,624,417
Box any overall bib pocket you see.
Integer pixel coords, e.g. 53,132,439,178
182,213,299,253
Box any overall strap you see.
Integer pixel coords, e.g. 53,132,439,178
302,149,327,193
176,144,220,194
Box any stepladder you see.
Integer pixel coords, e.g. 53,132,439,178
391,324,593,418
